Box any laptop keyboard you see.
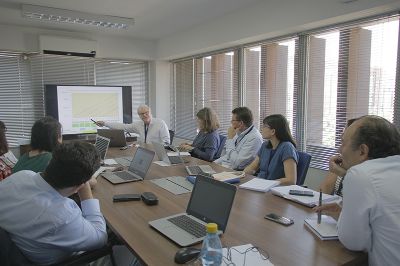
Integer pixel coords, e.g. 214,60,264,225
186,165,205,175
168,215,206,238
169,156,182,164
115,171,139,181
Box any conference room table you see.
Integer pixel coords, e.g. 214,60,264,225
92,144,361,266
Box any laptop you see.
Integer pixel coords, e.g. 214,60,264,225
97,129,127,147
185,165,216,176
149,174,237,247
152,141,184,165
94,135,110,161
101,147,155,184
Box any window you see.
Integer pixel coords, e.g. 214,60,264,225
172,14,400,170
0,53,149,146
306,16,399,169
172,50,239,140
243,38,297,132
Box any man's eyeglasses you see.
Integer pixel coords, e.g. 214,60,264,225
138,111,150,116
262,124,271,129
231,119,241,123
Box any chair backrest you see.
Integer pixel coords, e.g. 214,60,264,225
0,227,33,266
296,151,312,186
215,134,227,160
169,130,175,145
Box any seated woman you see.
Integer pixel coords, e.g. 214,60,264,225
13,117,62,173
0,121,18,180
319,118,356,196
179,107,220,162
244,114,298,185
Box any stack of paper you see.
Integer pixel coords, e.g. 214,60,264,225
212,171,244,184
304,215,338,240
239,178,280,192
270,185,340,207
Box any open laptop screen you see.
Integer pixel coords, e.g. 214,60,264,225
187,175,236,232
128,147,154,178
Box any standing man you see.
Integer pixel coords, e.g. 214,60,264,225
214,107,263,170
96,104,170,144
0,142,107,265
329,115,400,265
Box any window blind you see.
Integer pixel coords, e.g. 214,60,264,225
306,16,399,169
0,53,32,146
0,53,148,146
243,38,297,134
95,60,148,122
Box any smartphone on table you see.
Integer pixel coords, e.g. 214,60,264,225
264,213,294,226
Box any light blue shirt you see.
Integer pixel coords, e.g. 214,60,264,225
0,171,107,265
257,141,298,180
214,125,263,170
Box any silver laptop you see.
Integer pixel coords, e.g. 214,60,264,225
94,135,110,161
101,147,155,184
149,175,237,247
97,129,127,147
152,141,183,165
185,165,216,176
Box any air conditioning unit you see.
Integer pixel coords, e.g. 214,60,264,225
39,35,97,57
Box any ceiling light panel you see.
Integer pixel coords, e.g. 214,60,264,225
22,4,134,29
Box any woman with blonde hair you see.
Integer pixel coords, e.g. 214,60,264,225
179,107,221,162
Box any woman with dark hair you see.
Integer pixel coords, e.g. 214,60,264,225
13,117,62,174
179,107,221,162
244,114,298,185
0,121,18,180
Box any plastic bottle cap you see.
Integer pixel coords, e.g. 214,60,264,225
206,223,218,233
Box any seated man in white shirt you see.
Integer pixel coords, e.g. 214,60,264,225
327,115,400,266
214,107,263,170
0,141,107,265
96,104,170,144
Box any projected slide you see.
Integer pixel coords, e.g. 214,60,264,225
57,86,123,134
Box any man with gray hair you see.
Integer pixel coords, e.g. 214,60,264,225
97,104,170,144
328,115,400,265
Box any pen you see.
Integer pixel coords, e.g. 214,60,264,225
317,189,322,224
90,118,97,124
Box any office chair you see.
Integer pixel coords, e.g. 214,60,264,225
214,134,227,160
296,151,312,186
169,129,175,145
0,226,116,266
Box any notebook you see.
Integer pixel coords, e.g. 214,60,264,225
94,135,110,161
239,178,280,192
151,176,193,195
270,185,341,207
304,215,338,240
185,165,216,176
101,147,155,184
149,174,237,247
152,141,183,165
97,129,127,147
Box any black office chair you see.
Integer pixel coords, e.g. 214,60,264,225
169,129,175,145
0,226,116,266
214,134,227,160
296,151,312,186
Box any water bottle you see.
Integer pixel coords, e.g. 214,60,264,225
200,223,223,265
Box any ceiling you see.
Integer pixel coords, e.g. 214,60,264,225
0,0,261,40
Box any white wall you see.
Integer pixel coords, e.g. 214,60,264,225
157,0,400,59
0,24,156,60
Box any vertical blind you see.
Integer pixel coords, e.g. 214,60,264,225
0,53,148,146
172,14,400,169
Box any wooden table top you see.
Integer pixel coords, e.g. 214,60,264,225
92,145,361,266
